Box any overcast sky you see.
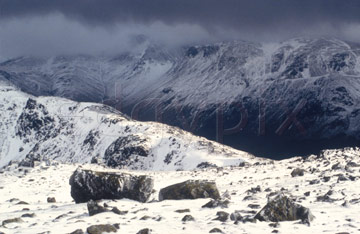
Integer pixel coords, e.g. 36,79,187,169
1,0,360,58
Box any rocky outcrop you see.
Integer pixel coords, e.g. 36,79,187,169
255,193,314,223
69,168,154,203
159,180,220,201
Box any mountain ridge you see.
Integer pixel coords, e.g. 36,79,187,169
1,37,360,158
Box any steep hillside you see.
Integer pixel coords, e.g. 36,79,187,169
1,38,360,158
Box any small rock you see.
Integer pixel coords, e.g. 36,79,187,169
137,228,151,234
182,215,195,222
214,211,229,222
202,199,229,208
111,207,128,215
174,209,190,213
87,200,108,216
47,197,56,203
304,191,310,196
331,163,343,170
337,174,348,182
209,228,223,233
140,215,151,220
247,185,261,194
269,222,280,228
86,224,117,234
69,229,84,234
309,179,320,185
291,168,305,177
2,217,23,226
230,211,242,221
16,201,29,205
21,213,35,218
323,176,331,182
316,194,335,203
248,204,261,209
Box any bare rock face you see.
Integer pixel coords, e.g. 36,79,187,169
69,168,154,203
255,193,314,223
159,180,220,201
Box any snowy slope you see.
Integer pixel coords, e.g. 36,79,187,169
1,37,360,157
0,147,359,233
0,81,255,170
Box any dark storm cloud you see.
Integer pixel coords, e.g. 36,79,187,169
1,0,360,32
1,0,360,59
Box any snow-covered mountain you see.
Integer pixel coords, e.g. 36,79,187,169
1,38,360,158
0,81,255,170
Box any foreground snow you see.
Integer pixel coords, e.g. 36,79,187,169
0,148,359,234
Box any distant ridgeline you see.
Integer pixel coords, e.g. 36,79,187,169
1,38,360,159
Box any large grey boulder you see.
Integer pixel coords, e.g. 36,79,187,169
255,193,314,223
69,168,154,203
159,180,220,201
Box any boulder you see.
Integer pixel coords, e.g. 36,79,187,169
159,180,220,201
69,168,154,203
255,193,314,223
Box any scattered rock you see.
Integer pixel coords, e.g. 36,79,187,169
202,199,229,208
214,211,229,222
230,211,242,221
140,215,151,220
69,168,154,203
182,215,195,222
159,180,220,201
247,185,261,194
174,209,190,213
137,228,151,234
21,213,35,218
309,179,320,185
291,168,305,177
323,176,331,182
337,174,348,182
255,193,314,223
87,200,108,216
209,228,223,233
16,201,29,205
269,222,280,228
47,197,56,203
331,163,343,170
304,191,310,197
86,224,117,234
111,207,128,215
2,217,23,226
69,229,84,234
248,204,261,209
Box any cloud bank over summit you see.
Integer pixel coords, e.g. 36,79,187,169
1,0,360,58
